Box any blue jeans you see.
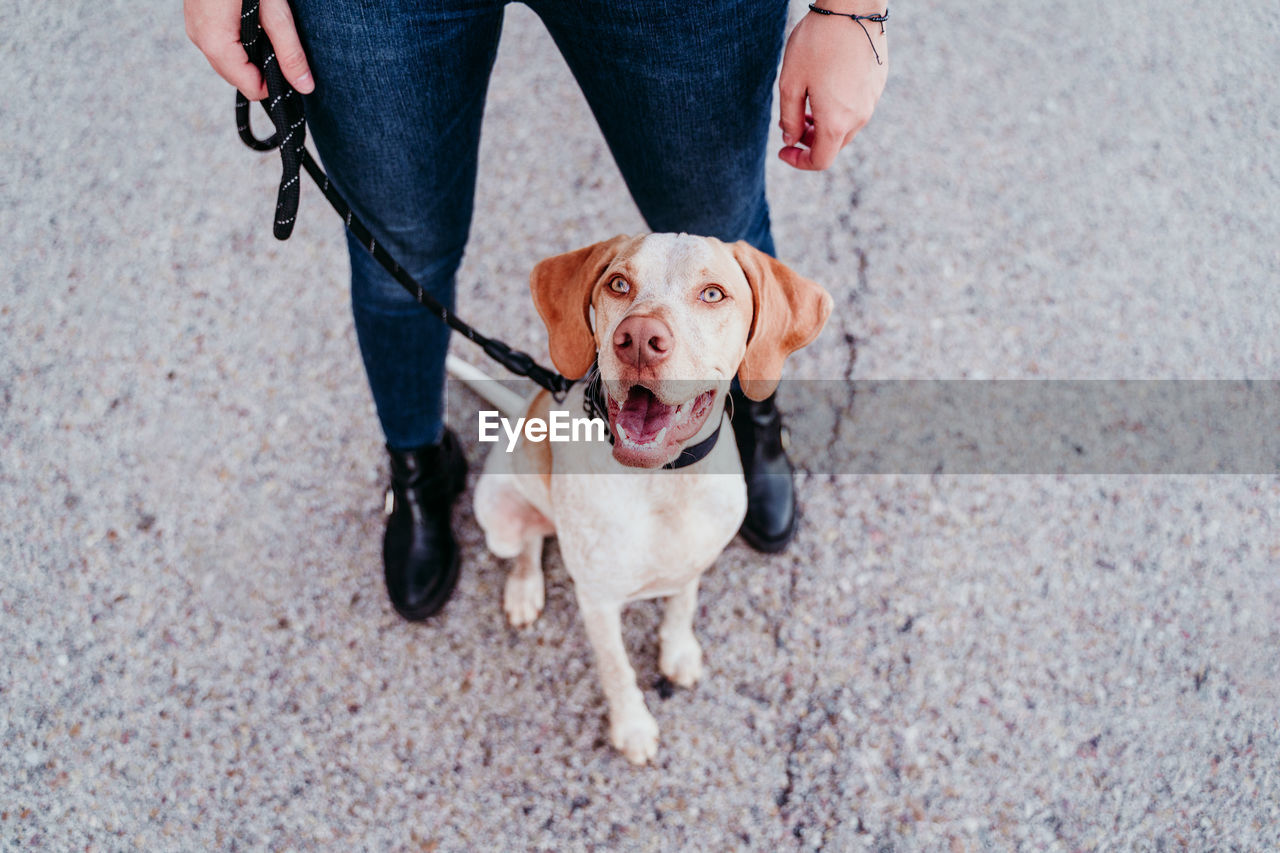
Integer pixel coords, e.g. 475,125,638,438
293,0,789,450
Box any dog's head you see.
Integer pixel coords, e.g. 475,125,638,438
531,233,831,467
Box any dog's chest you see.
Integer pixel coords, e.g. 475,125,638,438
552,442,747,602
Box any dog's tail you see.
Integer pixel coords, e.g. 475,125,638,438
445,353,528,419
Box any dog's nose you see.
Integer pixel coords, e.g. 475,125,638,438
613,314,672,368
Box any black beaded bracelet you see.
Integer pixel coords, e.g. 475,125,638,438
807,4,889,65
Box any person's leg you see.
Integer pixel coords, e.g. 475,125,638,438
291,0,507,617
532,0,803,552
528,0,788,254
293,0,506,451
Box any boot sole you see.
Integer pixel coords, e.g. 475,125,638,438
737,510,797,554
390,553,460,621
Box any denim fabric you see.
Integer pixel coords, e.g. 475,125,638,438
293,0,789,450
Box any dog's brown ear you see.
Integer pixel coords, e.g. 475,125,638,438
529,235,631,379
732,241,833,401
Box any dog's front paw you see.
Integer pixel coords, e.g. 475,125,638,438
610,705,660,765
504,573,545,628
659,632,703,688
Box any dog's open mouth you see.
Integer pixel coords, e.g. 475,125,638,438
606,385,717,467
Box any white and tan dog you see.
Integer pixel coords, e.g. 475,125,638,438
465,233,830,764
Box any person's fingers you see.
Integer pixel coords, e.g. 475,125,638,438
779,97,875,170
207,42,269,100
185,0,268,99
799,115,817,149
777,74,808,147
780,119,845,171
777,114,817,169
259,0,314,94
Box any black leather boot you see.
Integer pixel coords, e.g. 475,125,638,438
383,430,468,620
730,389,796,553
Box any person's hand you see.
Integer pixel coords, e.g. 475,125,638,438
184,0,315,100
777,2,888,171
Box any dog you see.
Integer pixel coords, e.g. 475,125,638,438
460,233,830,764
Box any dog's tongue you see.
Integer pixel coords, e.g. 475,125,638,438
616,387,677,442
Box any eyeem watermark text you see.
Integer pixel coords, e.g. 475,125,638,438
478,410,608,452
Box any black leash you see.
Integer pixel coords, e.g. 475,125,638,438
234,0,573,401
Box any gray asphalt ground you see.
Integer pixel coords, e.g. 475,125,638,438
3,0,1279,849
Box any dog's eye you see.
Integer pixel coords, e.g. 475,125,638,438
699,285,725,303
608,277,630,295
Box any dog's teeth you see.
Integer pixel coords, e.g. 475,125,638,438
654,427,668,445
617,424,631,446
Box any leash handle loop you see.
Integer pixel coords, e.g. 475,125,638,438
235,94,278,151
237,0,306,239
